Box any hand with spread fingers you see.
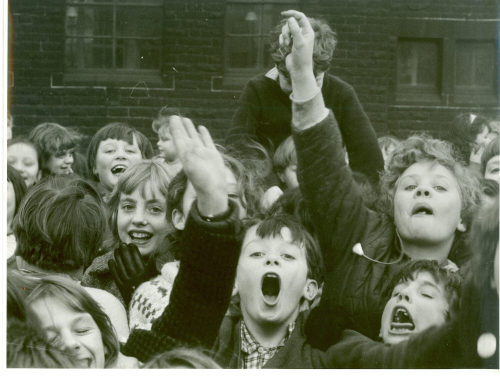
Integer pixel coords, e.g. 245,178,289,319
170,116,228,218
108,242,153,304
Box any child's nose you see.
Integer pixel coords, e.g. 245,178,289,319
415,186,431,197
265,256,280,266
132,210,147,225
60,331,81,352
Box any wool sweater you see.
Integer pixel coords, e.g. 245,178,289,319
121,201,242,363
225,72,384,185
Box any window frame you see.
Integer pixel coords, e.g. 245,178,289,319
63,0,164,85
395,19,498,106
222,0,298,88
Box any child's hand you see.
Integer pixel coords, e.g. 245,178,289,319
170,116,228,217
280,10,315,78
108,243,152,304
260,185,284,211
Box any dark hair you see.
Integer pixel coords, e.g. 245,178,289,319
481,136,499,177
7,164,28,218
385,260,463,320
24,275,120,368
244,213,324,284
28,123,77,175
152,105,182,134
143,347,220,369
13,175,107,272
270,17,337,76
87,122,154,182
450,113,491,164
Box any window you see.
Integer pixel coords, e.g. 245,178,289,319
397,39,441,103
395,19,497,106
64,0,163,84
223,0,298,87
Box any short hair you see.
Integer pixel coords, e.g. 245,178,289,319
7,318,79,368
152,105,182,134
143,347,220,369
270,16,337,76
108,160,172,240
243,213,324,284
166,169,189,225
273,136,297,173
7,163,28,218
450,113,491,164
384,260,463,320
379,134,481,230
87,122,154,182
28,123,77,175
24,275,119,368
481,136,499,177
13,175,107,272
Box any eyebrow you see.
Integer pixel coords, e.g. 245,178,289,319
42,314,93,332
419,280,442,292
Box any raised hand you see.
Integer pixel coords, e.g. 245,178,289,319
108,243,153,304
280,10,315,78
170,116,228,217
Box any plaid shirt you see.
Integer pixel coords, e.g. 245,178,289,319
240,320,296,369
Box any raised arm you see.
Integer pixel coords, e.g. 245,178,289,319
122,117,242,362
282,10,373,268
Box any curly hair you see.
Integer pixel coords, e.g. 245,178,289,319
269,16,337,76
379,134,481,228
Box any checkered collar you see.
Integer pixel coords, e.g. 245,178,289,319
240,319,295,354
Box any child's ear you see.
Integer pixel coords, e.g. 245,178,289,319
232,282,239,297
303,278,319,302
172,209,186,231
457,219,466,233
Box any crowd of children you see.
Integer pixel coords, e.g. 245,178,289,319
6,10,499,369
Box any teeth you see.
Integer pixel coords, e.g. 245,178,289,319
129,231,152,240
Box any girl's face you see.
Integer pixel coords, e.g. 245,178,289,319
7,142,40,187
94,137,142,192
46,148,74,175
117,182,169,256
484,155,500,184
29,296,106,368
475,126,496,148
7,180,15,234
393,161,464,249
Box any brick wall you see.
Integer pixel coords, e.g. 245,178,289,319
9,0,499,148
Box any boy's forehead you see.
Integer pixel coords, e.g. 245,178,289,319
396,270,442,289
243,225,299,247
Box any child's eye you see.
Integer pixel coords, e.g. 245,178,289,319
281,253,296,261
74,328,91,335
149,206,164,215
126,148,139,154
121,203,135,211
250,251,264,258
404,185,417,191
434,185,447,192
104,149,115,154
421,293,434,299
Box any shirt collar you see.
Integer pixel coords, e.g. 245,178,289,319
240,320,295,354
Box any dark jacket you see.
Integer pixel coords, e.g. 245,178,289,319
121,201,243,363
225,73,383,185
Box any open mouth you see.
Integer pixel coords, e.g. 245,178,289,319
75,357,92,368
390,306,415,334
411,203,434,216
261,272,281,306
128,230,153,244
111,164,127,175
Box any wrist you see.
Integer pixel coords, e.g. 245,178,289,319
196,192,228,219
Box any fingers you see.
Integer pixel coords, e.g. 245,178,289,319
198,125,216,150
108,259,125,287
281,10,313,37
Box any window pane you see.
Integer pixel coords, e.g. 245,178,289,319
116,7,162,38
456,41,495,88
226,37,259,68
116,39,160,69
226,4,262,35
65,6,113,37
65,37,113,69
397,40,439,87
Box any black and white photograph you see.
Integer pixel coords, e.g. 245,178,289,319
3,0,499,371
